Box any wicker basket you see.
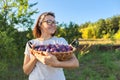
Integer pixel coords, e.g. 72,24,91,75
51,51,74,61
31,46,76,61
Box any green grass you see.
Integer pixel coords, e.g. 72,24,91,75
64,49,120,80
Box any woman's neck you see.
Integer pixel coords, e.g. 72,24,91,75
39,35,52,41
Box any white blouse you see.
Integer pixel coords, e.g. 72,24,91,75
24,36,68,80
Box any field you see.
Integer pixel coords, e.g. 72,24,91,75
64,39,120,80
1,39,120,80
78,39,120,45
65,49,120,80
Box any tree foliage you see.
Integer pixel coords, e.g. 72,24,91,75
79,15,120,39
0,0,37,79
0,0,38,30
56,22,81,43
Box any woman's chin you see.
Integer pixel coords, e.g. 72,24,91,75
49,32,55,35
50,30,56,34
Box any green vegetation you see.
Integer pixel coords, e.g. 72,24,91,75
65,48,120,80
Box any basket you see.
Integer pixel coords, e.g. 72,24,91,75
28,41,76,61
31,46,76,61
51,51,74,61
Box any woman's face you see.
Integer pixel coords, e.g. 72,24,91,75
40,15,57,36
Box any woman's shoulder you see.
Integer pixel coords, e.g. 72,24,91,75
53,36,65,40
28,38,38,42
52,36,68,45
27,38,39,45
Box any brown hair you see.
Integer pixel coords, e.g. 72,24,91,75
33,12,55,38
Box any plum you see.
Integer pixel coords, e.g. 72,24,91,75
34,44,73,52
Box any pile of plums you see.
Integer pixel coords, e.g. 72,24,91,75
33,44,73,52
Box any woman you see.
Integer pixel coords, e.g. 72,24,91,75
23,12,79,80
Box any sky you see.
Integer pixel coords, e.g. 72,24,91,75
29,0,120,25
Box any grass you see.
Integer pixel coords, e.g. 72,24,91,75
64,48,120,80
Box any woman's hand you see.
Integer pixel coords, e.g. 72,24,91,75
29,49,37,60
30,50,79,69
34,52,59,67
23,49,37,75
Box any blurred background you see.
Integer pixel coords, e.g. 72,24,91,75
0,0,120,80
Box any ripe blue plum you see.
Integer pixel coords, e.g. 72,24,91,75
34,44,73,52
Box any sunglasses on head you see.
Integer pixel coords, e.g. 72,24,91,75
42,20,59,25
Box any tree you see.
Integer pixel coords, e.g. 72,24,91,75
0,0,38,30
57,22,81,43
95,19,106,38
0,0,38,79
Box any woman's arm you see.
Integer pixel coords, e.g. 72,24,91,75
23,54,37,75
55,54,79,68
34,52,79,69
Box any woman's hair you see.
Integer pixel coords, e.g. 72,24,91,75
33,12,55,38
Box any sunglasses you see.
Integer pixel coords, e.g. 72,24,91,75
42,20,59,25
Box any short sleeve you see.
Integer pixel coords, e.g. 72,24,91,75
59,37,68,45
24,41,31,56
